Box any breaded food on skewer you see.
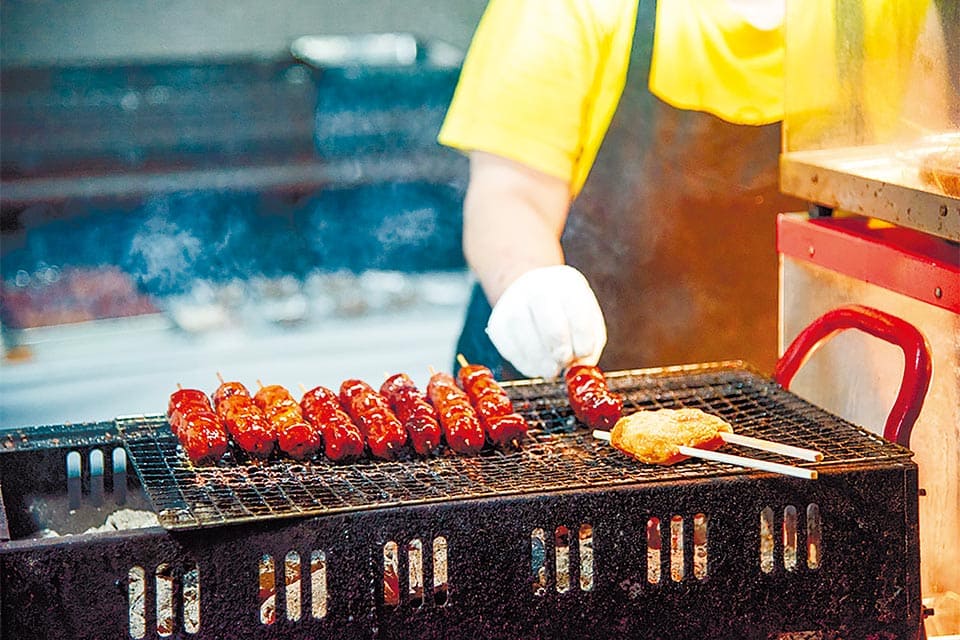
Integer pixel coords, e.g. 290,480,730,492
609,408,733,465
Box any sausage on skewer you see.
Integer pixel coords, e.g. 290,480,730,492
565,364,623,431
426,371,485,455
167,386,230,464
339,379,407,460
300,384,365,461
380,373,442,456
212,375,276,458
254,383,322,460
455,357,528,447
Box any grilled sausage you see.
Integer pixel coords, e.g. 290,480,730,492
166,388,229,464
300,385,365,461
212,380,276,458
380,373,442,456
456,364,528,446
426,372,485,454
254,384,322,460
565,364,623,430
339,379,407,460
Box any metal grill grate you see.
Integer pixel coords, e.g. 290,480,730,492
119,362,912,529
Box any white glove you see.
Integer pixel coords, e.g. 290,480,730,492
486,265,606,379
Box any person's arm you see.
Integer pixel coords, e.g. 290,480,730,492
462,151,607,379
462,151,570,304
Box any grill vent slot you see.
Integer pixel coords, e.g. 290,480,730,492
310,550,328,619
259,550,329,624
129,566,146,639
760,504,823,573
383,536,448,609
646,517,661,584
784,506,799,571
127,563,200,638
259,554,276,624
807,504,822,569
647,514,708,584
66,446,128,510
670,516,684,582
531,524,593,596
285,551,302,621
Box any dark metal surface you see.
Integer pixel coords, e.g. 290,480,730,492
118,362,912,530
0,363,922,639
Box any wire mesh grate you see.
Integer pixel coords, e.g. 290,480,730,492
118,362,912,530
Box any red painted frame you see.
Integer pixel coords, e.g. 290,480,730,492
777,214,960,314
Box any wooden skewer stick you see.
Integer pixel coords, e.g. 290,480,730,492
592,430,817,480
456,353,469,368
299,383,308,393
718,432,823,462
676,446,817,480
216,372,225,384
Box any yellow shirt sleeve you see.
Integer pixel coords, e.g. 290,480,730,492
438,0,637,196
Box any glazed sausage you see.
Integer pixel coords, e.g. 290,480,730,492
456,364,528,446
212,380,276,458
565,364,623,430
300,385,365,461
254,384,322,460
339,379,407,460
380,373,442,456
426,372,485,454
166,387,229,464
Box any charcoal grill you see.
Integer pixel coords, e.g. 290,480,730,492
0,306,930,639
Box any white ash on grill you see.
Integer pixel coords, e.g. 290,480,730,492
83,508,160,534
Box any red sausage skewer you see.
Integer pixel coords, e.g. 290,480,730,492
339,379,407,460
167,384,229,464
426,369,485,455
455,355,528,447
299,384,365,462
380,373,442,456
253,381,322,460
565,364,623,430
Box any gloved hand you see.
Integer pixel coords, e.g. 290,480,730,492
485,265,606,379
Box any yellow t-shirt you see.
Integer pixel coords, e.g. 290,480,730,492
438,0,787,197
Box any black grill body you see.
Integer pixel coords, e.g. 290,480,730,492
0,363,921,639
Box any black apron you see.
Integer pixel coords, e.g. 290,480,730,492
455,0,802,379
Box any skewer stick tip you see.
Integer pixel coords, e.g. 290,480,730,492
298,383,307,393
216,372,225,383
592,429,612,442
427,365,438,376
456,353,469,368
256,379,264,389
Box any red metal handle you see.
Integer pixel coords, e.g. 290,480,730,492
774,305,932,447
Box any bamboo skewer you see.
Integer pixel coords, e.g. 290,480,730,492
718,432,823,462
676,446,817,480
592,430,818,480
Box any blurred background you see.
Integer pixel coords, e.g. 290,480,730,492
0,0,489,428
